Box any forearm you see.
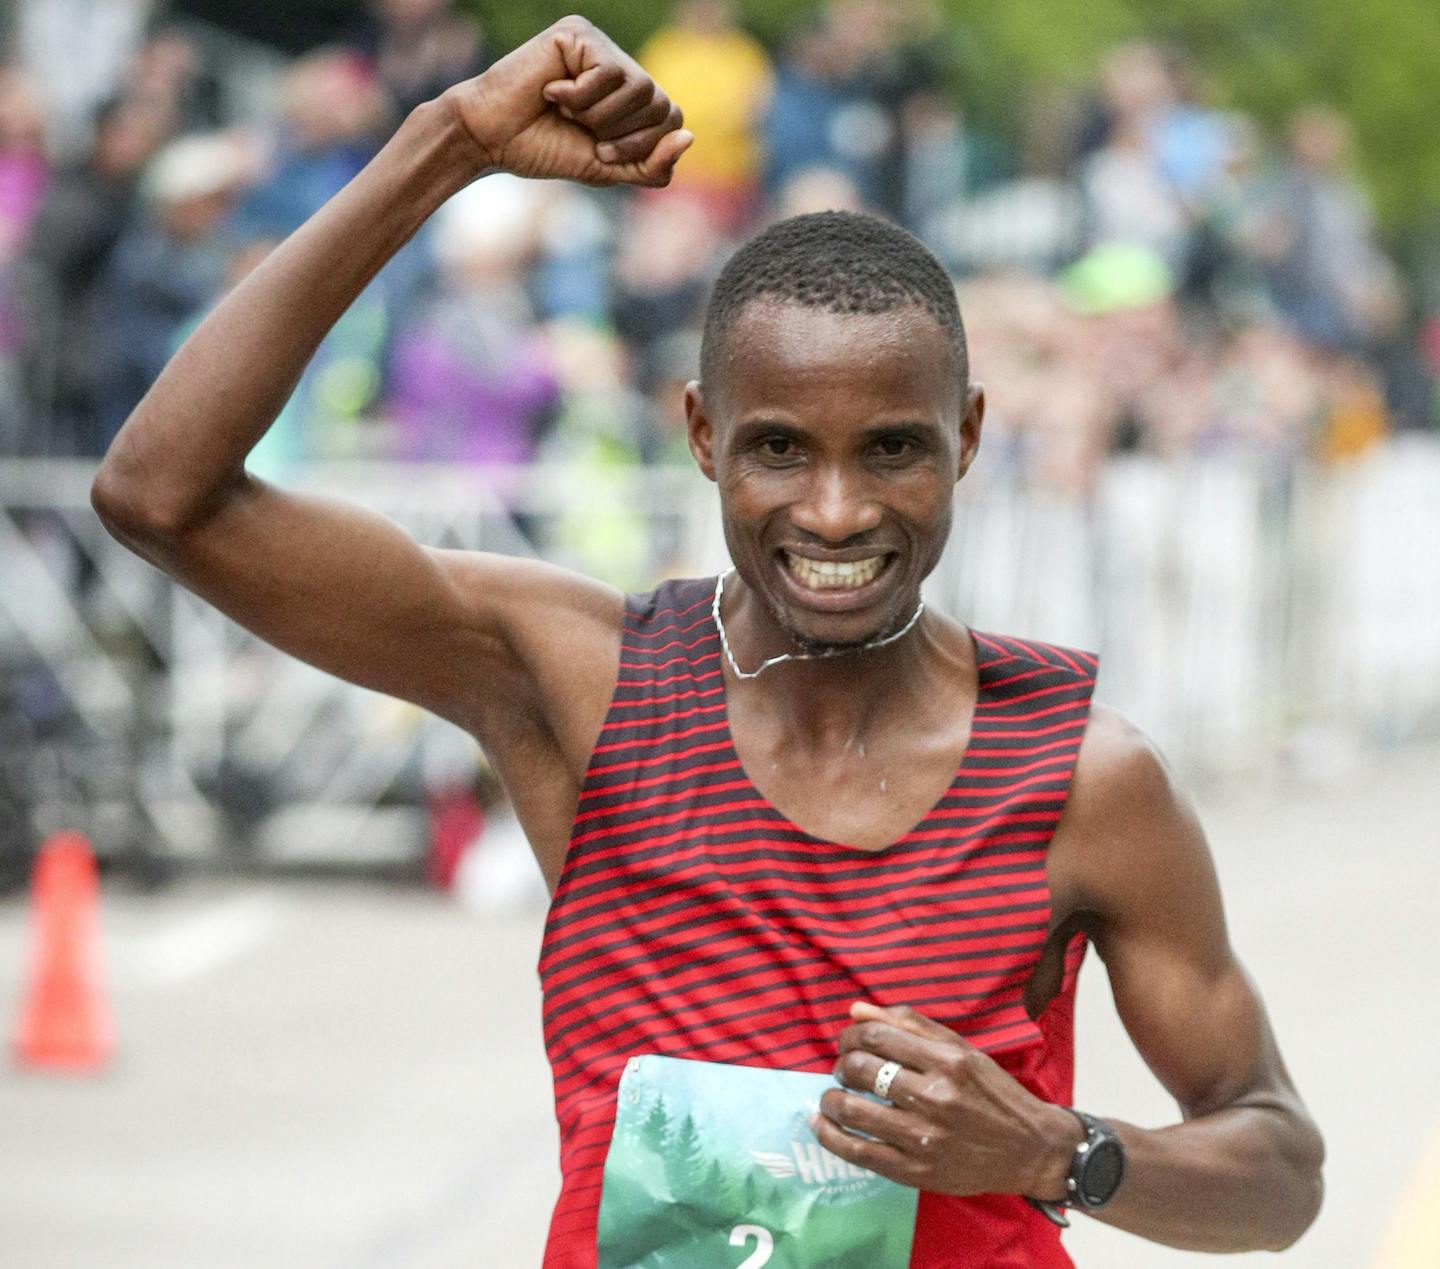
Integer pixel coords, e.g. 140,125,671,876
1036,1100,1324,1251
93,96,478,536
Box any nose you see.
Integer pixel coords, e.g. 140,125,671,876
788,462,883,544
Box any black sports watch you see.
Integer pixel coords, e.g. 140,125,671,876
1026,1109,1126,1227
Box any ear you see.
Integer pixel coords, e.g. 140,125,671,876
957,382,984,482
684,380,718,482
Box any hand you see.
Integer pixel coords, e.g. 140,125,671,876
441,16,692,187
812,1002,1080,1199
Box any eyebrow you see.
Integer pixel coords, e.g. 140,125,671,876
858,421,940,442
732,418,805,443
732,419,941,443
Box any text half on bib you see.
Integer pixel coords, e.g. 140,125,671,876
538,577,1098,1269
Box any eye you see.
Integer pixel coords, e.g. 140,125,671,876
873,435,916,459
760,435,798,459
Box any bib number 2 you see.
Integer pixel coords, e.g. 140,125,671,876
729,1224,774,1268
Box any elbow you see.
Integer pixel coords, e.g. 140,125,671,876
91,451,230,549
1267,1119,1325,1251
91,461,143,540
91,460,172,547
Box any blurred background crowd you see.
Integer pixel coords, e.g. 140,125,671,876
2,0,1439,888
3,12,1437,1265
1,0,1435,487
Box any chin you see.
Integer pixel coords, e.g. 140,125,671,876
773,592,916,654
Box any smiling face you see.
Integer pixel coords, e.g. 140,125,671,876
687,299,983,652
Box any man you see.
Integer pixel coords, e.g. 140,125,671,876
92,17,1323,1267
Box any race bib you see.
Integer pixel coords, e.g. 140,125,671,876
596,1055,919,1269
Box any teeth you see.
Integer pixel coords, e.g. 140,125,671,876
784,552,887,590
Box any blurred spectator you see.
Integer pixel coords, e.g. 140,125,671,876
763,16,862,204
1258,106,1403,353
233,49,388,241
823,0,948,219
0,68,47,265
637,329,703,467
353,0,488,125
14,0,153,156
899,90,1009,237
609,195,720,375
227,49,400,444
93,131,260,439
765,1,941,219
15,92,173,455
1078,46,1191,272
637,0,773,230
531,185,611,325
1188,112,1278,320
124,28,218,135
774,165,865,219
386,174,558,464
0,67,47,450
1153,48,1230,212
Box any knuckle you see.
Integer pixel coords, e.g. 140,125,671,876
942,1050,971,1081
918,1075,949,1104
556,14,591,32
860,1022,888,1049
919,1075,960,1115
931,1088,960,1118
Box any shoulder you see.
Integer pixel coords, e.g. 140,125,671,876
1072,704,1169,799
1066,705,1186,849
1053,705,1217,928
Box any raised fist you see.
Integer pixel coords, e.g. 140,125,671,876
442,16,692,188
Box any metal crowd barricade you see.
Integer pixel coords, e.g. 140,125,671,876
0,446,1437,871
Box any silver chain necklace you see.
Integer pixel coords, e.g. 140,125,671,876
711,570,927,681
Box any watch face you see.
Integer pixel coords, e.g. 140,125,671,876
1080,1138,1125,1207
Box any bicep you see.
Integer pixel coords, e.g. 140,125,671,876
1073,715,1296,1118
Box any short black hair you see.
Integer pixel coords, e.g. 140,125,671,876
700,210,967,387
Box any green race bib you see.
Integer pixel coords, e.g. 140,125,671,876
596,1055,919,1269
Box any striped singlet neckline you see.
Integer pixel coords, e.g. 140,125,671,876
716,617,982,857
538,576,1098,1268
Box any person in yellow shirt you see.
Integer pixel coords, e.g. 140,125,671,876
637,0,773,228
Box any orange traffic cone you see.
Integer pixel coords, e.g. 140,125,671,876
12,832,114,1073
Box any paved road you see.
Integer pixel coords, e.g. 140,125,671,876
1,744,1436,1268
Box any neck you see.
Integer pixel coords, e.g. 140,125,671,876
716,571,958,744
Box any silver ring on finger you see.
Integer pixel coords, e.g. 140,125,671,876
872,1059,903,1100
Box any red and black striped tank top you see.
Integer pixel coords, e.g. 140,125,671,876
538,576,1098,1268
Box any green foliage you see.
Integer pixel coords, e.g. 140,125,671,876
640,1094,672,1153
703,1158,734,1211
458,0,1440,232
935,0,1440,233
664,1111,707,1196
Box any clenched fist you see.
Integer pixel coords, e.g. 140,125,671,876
441,16,692,188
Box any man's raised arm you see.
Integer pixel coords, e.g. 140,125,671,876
91,18,691,736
